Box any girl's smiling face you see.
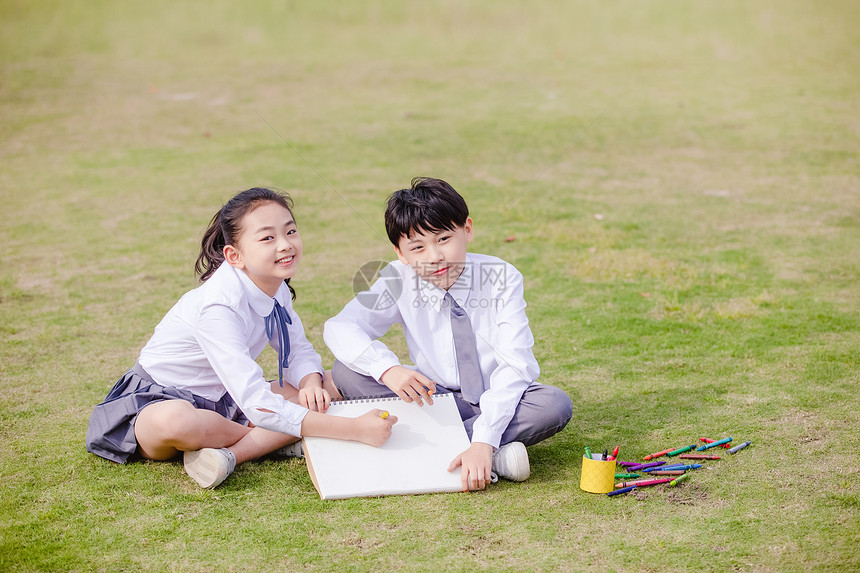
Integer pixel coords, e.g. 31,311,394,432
223,201,302,297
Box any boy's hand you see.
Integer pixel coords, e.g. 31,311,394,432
354,409,399,446
448,442,494,491
380,365,437,406
298,386,331,413
297,373,331,412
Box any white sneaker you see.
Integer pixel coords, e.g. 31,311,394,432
492,442,530,482
183,448,236,488
274,441,304,458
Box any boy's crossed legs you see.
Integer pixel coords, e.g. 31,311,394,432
331,360,573,480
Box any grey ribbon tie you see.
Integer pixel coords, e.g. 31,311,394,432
445,292,484,404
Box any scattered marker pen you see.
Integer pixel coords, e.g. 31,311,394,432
679,454,721,460
728,441,751,454
669,474,690,487
701,437,732,449
667,444,697,456
643,448,674,461
607,486,636,497
615,479,650,488
615,478,670,488
626,461,666,472
697,437,732,451
615,473,642,479
645,464,702,472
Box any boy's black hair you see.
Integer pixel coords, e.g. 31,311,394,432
384,177,469,246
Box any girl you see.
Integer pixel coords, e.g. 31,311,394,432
86,187,397,488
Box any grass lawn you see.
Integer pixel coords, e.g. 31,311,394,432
1,1,858,571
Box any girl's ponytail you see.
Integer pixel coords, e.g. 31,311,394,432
195,210,227,282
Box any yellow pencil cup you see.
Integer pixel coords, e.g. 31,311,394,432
579,455,616,494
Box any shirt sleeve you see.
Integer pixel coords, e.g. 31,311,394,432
323,274,404,382
469,266,539,448
195,302,309,437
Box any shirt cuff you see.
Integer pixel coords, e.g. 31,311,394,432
247,402,310,438
286,358,324,389
367,356,402,383
470,423,502,450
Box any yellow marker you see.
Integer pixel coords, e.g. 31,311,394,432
379,411,389,419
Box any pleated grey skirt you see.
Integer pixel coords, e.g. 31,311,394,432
86,363,249,464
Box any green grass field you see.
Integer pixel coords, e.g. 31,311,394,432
1,1,858,571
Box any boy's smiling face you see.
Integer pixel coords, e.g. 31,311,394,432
394,218,473,291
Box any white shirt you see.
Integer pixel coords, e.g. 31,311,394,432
139,262,322,437
324,253,540,448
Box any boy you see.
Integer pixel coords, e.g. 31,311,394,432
323,177,572,491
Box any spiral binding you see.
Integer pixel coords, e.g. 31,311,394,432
333,392,453,407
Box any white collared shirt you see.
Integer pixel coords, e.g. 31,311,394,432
324,253,540,448
139,262,322,437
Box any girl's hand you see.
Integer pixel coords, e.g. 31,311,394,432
354,409,399,447
298,386,331,413
380,365,437,406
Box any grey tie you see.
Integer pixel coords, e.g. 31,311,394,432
445,292,484,404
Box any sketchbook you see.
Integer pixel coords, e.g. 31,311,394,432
302,393,470,500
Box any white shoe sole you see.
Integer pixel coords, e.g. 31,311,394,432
184,448,232,488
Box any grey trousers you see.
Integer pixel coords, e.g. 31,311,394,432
331,361,573,447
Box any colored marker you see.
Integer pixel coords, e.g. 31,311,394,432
607,486,636,497
697,437,732,451
666,444,697,456
669,474,690,487
602,449,608,461
643,448,674,461
584,446,593,459
379,411,389,419
615,473,642,479
700,437,732,449
608,446,620,461
679,454,721,460
645,464,702,472
626,461,667,472
615,461,638,468
647,470,685,476
728,441,751,454
615,478,670,488
645,465,690,472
